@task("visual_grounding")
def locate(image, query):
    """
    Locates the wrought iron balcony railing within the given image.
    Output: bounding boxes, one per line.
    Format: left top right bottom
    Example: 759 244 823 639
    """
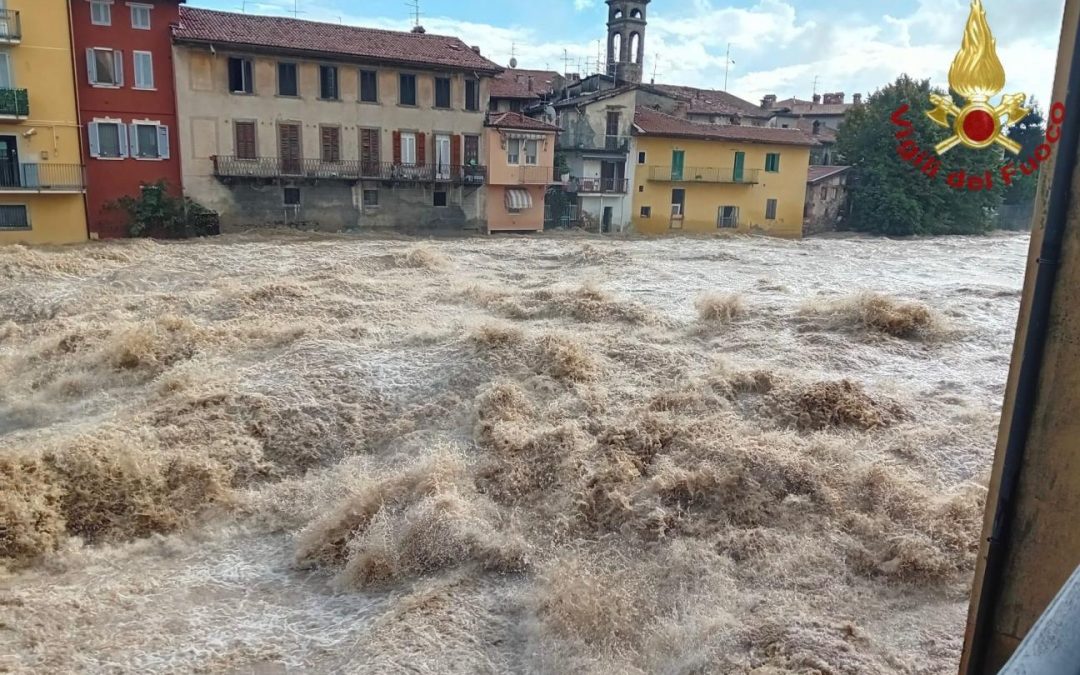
212 157 488 184
556 135 631 153
0 10 21 43
0 163 85 191
648 166 761 184
0 88 29 119
572 177 629 194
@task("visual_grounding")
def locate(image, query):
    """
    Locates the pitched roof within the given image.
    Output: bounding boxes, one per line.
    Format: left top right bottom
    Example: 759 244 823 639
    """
651 84 769 118
772 97 851 116
174 7 503 73
807 166 851 183
490 69 560 99
485 111 560 132
795 119 838 143
633 106 819 146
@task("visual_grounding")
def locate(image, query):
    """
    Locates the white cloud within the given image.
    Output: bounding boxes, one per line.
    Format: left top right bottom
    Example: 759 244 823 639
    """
573 0 594 11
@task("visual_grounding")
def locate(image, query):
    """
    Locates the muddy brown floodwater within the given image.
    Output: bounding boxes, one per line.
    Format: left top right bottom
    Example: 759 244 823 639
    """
0 231 1029 673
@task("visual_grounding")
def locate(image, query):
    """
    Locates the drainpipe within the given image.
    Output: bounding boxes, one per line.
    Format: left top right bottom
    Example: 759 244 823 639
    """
67 0 92 240
963 2 1080 671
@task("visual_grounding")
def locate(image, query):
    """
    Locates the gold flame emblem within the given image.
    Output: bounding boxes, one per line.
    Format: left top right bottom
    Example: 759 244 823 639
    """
926 0 1028 154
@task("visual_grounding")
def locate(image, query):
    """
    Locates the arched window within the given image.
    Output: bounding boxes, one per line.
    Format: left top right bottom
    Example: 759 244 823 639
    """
630 8 642 19
629 32 641 64
612 8 623 19
610 32 622 63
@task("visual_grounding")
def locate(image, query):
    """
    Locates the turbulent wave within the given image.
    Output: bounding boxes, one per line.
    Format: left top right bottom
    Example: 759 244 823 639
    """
0 232 1028 673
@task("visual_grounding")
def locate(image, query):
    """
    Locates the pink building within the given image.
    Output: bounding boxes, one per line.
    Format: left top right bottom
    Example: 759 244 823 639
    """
484 112 560 232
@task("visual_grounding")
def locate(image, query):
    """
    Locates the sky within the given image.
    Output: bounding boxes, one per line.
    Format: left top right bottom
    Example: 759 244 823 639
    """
188 0 1065 107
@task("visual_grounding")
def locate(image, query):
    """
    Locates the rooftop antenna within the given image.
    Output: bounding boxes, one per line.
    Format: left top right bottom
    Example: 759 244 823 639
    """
812 75 820 99
651 53 659 84
723 43 734 90
562 48 571 77
405 0 421 27
596 40 602 76
290 0 305 18
237 0 248 11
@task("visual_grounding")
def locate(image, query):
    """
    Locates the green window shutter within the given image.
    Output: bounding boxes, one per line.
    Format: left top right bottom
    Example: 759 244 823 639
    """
733 151 745 182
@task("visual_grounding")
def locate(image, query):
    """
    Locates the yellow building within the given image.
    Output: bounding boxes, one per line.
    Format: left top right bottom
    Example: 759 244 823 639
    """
0 0 87 245
630 106 816 238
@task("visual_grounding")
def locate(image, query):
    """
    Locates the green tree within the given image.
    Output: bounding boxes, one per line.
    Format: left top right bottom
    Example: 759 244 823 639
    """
836 75 1004 235
107 181 217 238
1003 102 1045 205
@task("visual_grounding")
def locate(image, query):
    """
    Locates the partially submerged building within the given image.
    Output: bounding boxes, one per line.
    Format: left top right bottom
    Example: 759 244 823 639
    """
171 7 502 232
484 111 560 232
803 165 851 235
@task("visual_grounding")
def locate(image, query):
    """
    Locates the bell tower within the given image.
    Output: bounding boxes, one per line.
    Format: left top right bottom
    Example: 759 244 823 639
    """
606 1 649 84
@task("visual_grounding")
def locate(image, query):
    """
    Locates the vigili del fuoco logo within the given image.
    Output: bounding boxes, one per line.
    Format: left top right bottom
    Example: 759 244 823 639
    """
890 0 1064 191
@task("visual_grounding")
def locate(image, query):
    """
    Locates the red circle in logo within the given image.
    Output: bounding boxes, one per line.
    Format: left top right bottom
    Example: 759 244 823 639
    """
962 109 997 143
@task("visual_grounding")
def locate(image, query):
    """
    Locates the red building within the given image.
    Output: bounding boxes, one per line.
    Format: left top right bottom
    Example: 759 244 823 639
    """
70 0 184 238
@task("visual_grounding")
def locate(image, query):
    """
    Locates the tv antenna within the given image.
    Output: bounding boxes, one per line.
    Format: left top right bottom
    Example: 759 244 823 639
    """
562 48 571 76
812 75 820 98
723 43 735 90
405 0 421 27
651 53 660 84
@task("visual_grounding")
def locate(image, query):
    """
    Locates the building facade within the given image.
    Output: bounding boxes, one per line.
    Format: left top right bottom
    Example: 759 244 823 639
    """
172 8 501 233
630 106 815 238
803 165 850 235
0 0 87 245
484 111 559 232
489 67 559 113
71 0 184 239
766 93 857 166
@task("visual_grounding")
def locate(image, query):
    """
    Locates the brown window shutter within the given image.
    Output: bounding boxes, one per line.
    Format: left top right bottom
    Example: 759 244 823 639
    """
321 127 340 161
451 134 461 167
361 128 380 164
392 130 401 164
416 132 426 166
235 121 256 159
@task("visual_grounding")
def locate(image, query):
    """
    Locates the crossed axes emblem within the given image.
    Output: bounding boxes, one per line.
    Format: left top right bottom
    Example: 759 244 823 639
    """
927 92 1028 155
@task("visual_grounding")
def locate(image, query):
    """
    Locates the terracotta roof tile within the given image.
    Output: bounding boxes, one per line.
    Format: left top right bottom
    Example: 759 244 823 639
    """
795 119 838 143
175 7 502 73
490 69 560 99
485 111 560 132
633 106 819 147
773 97 852 116
807 165 851 183
651 84 769 118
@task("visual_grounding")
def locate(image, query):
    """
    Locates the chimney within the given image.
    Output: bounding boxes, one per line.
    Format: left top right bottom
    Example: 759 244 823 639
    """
822 92 845 104
812 93 821 104
673 101 690 117
471 45 481 54
852 93 862 105
528 76 534 92
410 25 426 33
761 94 777 109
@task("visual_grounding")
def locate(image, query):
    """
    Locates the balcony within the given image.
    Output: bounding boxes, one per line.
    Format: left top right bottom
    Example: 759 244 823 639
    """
0 164 85 192
517 165 555 184
0 10 21 44
557 135 630 154
0 88 29 120
212 157 487 185
648 166 761 184
571 177 629 194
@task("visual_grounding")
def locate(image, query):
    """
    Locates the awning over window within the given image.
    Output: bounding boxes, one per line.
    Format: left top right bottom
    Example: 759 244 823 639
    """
504 132 547 141
505 189 533 210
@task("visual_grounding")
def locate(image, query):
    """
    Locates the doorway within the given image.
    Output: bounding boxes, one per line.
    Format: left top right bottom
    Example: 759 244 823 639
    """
435 134 451 180
671 149 685 181
278 123 302 175
0 135 19 187
670 188 685 229
602 206 613 233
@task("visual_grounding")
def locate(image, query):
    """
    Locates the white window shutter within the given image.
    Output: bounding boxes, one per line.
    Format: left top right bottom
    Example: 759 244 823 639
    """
128 124 139 158
88 122 100 158
86 49 97 84
114 50 124 86
157 125 170 160
118 123 129 157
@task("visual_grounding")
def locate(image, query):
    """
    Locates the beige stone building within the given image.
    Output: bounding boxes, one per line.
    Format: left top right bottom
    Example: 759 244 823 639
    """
803 165 850 235
172 8 502 232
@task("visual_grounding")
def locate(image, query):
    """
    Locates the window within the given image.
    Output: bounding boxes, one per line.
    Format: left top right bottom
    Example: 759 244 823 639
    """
0 205 29 230
640 206 651 218
434 190 448 207
718 205 739 228
130 3 151 30
401 132 417 164
0 51 12 89
87 48 123 87
638 151 646 164
766 198 778 220
464 135 479 166
524 140 538 165
320 126 341 162
820 186 828 200
228 57 253 94
363 189 379 207
131 122 169 159
278 62 298 97
283 187 301 206
507 139 520 165
434 77 451 108
234 121 257 159
90 0 111 26
765 153 781 172
133 51 153 89
88 120 126 159
399 74 417 106
319 65 339 100
465 78 479 111
360 70 378 102
360 128 380 170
